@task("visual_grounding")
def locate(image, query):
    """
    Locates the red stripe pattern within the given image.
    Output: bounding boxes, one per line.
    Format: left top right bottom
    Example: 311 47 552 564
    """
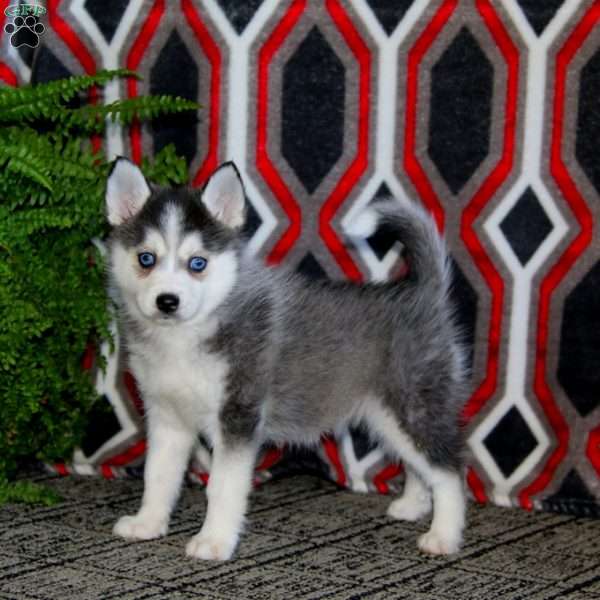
256 0 306 265
519 2 600 510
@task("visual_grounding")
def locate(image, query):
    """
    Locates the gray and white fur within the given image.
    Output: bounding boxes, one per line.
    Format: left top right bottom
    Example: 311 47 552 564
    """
105 158 468 561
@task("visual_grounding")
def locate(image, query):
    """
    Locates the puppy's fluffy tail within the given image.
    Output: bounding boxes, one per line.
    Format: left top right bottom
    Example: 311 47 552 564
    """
346 196 451 301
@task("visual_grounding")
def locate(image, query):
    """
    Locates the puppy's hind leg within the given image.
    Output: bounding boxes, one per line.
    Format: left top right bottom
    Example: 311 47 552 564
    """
416 468 465 555
387 467 432 522
366 405 466 555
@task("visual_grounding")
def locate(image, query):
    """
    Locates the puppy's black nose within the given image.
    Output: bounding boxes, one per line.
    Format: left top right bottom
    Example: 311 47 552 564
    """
156 293 179 314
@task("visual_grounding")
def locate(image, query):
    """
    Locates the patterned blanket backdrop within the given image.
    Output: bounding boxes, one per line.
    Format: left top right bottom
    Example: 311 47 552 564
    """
2 0 599 517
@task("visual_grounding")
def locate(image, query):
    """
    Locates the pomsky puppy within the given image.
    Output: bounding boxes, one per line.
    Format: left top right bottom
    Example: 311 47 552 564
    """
105 158 467 560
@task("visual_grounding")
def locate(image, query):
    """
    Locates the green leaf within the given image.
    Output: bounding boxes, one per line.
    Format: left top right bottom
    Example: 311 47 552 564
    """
0 145 53 191
0 479 61 505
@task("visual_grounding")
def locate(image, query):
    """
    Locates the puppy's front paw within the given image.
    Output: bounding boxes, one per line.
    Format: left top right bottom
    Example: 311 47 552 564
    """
417 529 461 556
113 514 167 541
185 532 237 561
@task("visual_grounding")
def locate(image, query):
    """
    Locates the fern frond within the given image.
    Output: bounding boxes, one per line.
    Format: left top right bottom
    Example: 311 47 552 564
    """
55 96 200 131
0 144 53 191
0 69 139 117
141 144 189 186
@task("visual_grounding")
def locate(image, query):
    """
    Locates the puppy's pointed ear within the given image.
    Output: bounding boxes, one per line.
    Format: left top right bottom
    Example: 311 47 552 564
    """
201 162 246 229
105 157 151 226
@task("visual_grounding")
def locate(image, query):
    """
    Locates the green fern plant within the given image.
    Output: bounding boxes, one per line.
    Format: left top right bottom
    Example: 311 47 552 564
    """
0 69 196 503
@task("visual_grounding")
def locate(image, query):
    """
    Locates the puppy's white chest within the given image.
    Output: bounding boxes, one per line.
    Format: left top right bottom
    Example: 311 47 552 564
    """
131 333 228 426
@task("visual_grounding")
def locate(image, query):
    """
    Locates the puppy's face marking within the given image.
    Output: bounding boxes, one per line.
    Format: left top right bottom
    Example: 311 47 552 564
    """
106 159 244 327
112 211 228 324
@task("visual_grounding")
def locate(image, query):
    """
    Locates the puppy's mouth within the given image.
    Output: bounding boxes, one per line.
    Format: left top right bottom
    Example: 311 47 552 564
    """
139 310 181 325
152 309 200 325
156 313 180 325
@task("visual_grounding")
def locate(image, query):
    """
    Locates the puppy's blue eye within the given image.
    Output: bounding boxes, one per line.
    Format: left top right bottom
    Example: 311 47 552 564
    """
138 252 156 268
188 256 208 273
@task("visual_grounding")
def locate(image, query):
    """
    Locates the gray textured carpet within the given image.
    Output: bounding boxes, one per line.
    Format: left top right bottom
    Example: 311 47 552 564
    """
1 472 599 600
